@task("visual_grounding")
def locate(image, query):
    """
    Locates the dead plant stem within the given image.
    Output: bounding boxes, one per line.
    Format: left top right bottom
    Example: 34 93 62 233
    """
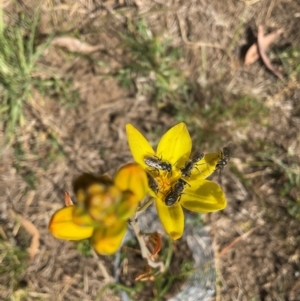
128 218 165 273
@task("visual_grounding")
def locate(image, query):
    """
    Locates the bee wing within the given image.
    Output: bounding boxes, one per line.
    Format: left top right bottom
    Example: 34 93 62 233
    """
223 142 237 158
191 150 205 161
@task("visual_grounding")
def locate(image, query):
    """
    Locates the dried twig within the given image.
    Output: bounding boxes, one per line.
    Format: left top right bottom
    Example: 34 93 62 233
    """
135 266 155 281
244 27 283 66
92 251 114 282
14 212 40 260
257 25 284 80
217 227 258 257
51 37 103 54
128 218 165 273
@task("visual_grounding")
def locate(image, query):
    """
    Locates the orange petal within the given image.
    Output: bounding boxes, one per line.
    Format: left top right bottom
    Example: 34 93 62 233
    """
91 222 127 255
114 163 148 201
49 206 94 240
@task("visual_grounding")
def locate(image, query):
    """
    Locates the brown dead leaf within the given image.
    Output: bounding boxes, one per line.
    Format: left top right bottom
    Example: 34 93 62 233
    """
64 191 74 206
244 27 284 66
18 215 40 260
257 25 284 80
244 43 260 66
51 37 103 54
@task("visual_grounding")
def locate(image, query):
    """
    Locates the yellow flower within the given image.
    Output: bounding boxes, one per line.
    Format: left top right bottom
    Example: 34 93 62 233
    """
126 123 227 240
48 163 147 255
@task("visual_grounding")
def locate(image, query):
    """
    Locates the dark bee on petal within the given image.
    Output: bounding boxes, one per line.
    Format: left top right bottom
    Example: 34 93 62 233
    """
146 173 159 194
181 151 205 178
144 156 172 173
164 178 188 207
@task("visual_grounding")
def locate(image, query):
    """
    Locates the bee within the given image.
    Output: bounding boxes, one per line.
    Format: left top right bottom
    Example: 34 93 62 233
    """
164 178 188 207
215 144 235 184
147 173 159 194
215 144 234 171
181 151 205 177
144 156 172 173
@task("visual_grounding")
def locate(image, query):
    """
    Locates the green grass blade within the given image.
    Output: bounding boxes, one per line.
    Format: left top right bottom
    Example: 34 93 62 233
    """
16 27 28 75
29 34 53 68
0 7 3 35
27 9 41 60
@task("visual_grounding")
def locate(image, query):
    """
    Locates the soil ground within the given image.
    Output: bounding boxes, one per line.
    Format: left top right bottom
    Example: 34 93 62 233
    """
1 0 300 301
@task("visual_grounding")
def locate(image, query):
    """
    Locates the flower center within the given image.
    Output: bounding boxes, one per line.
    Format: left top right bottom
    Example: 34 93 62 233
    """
156 173 171 195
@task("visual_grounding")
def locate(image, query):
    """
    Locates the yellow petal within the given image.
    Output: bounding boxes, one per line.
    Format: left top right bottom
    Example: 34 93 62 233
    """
91 222 127 255
126 124 155 167
114 163 148 200
49 206 94 240
87 186 122 221
114 191 139 221
195 153 220 179
156 123 192 166
155 198 184 240
181 180 226 212
72 205 98 227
